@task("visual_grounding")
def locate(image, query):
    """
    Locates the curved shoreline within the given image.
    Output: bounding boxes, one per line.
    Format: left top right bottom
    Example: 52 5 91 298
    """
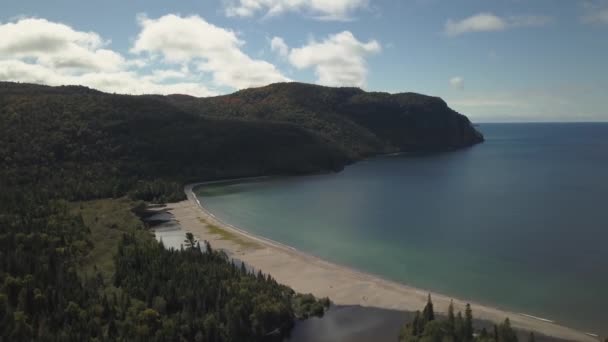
165 180 599 342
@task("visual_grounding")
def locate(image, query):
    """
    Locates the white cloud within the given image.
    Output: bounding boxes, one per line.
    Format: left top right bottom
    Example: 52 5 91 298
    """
0 59 215 97
132 14 289 89
288 31 380 87
270 36 289 57
224 0 368 21
0 17 216 96
0 18 124 72
444 13 552 36
449 76 464 90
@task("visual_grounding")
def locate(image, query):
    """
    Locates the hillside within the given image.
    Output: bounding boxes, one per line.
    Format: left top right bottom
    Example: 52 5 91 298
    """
0 81 482 200
166 82 484 158
0 82 348 201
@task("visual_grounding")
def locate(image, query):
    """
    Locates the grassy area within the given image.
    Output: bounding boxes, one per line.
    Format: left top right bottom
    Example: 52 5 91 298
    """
198 218 260 250
72 198 153 281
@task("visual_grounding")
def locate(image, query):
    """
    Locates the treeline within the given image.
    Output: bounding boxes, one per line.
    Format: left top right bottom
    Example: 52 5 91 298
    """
399 296 532 342
0 191 329 341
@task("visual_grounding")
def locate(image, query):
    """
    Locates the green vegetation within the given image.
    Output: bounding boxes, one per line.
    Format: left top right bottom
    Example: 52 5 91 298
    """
73 198 150 281
167 82 484 158
201 219 260 249
0 82 349 203
0 81 482 340
0 193 329 341
399 296 525 342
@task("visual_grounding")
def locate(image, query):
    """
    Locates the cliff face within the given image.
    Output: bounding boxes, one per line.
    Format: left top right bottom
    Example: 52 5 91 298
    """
166 82 484 158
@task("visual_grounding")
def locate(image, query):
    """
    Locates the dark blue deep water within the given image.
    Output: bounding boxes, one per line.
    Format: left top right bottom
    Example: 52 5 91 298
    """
196 123 608 335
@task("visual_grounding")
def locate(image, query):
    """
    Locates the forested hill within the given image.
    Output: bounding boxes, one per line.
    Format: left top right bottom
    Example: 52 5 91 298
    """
0 82 348 201
0 82 484 341
165 82 484 158
0 81 482 201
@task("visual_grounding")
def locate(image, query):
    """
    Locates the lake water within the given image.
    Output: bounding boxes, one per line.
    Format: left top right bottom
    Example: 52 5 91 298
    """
195 123 608 335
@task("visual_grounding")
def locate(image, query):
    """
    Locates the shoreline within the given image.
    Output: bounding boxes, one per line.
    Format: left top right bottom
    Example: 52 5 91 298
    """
163 180 599 342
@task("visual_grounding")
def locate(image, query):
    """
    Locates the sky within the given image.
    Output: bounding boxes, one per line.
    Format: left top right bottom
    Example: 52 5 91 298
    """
1 0 607 122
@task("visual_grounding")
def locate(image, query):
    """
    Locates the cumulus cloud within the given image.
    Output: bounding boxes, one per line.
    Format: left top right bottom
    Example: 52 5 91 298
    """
0 15 297 96
288 31 380 87
444 13 552 36
449 77 464 90
0 17 216 96
132 14 289 89
0 18 124 72
0 59 215 97
224 0 368 21
270 36 289 57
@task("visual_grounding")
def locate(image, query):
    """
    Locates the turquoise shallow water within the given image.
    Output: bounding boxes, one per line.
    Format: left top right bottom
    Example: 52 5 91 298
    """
195 123 608 335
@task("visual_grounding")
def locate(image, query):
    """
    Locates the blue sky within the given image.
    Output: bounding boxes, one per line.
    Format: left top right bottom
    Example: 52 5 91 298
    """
1 0 607 122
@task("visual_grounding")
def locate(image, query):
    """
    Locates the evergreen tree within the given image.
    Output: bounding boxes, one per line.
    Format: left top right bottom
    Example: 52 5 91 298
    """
455 311 465 342
464 303 473 341
447 300 456 336
479 327 489 339
422 294 435 323
498 318 518 342
184 232 198 250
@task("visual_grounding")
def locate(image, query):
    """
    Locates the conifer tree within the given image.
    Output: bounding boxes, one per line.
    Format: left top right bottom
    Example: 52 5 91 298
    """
184 232 197 250
447 300 456 336
455 311 465 341
464 303 473 341
498 318 518 342
411 311 420 336
422 294 435 323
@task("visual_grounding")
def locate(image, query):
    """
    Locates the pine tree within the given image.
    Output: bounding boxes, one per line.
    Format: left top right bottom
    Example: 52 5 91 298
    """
422 294 435 323
455 311 465 342
464 303 473 341
412 311 422 336
479 327 489 339
447 300 456 336
184 233 197 250
498 318 518 342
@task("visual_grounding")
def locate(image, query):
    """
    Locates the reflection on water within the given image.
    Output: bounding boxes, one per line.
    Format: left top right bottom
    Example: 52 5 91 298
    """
288 305 409 342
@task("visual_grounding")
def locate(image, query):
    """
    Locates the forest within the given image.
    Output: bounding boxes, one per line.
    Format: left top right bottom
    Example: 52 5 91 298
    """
0 81 490 341
0 190 329 341
400 296 530 342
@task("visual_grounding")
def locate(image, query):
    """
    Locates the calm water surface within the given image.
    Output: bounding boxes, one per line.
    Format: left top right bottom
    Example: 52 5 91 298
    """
195 123 608 335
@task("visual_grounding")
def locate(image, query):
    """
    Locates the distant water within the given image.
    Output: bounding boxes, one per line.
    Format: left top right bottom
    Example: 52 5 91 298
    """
195 123 608 335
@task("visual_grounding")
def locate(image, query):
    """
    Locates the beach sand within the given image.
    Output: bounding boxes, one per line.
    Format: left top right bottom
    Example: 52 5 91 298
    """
162 184 598 342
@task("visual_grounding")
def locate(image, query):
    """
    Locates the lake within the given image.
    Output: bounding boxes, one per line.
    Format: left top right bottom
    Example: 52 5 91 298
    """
195 123 608 335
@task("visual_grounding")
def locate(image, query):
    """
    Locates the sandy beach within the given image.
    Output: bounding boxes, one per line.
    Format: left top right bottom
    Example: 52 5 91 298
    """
162 183 598 342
